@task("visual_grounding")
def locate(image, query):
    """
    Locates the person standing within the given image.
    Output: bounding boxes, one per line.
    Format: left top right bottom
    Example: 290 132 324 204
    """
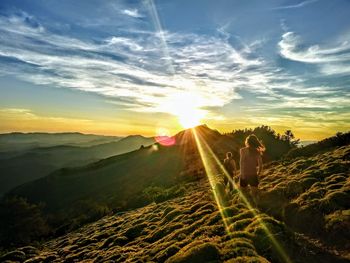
239 134 265 203
223 152 237 192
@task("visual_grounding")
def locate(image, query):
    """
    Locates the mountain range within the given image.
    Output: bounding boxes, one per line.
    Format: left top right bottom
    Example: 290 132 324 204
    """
6 125 235 212
0 132 122 152
0 133 155 196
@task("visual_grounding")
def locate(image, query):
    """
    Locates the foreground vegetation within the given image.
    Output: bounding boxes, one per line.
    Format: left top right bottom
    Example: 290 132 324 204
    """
1 144 349 262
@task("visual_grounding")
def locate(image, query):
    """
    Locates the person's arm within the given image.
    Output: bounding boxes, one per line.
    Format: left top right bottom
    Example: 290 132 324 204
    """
257 155 263 176
239 148 244 176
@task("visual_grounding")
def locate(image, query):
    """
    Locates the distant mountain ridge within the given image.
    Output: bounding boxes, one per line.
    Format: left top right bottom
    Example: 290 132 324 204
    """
0 132 123 152
0 133 155 196
300 140 317 146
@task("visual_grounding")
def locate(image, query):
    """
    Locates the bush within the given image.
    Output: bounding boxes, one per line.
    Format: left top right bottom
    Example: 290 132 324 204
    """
143 186 167 203
143 185 186 204
0 197 49 247
50 199 110 234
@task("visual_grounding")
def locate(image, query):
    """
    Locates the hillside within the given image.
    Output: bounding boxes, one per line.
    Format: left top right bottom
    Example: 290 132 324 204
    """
4 126 213 211
4 126 244 212
0 135 154 196
2 145 349 263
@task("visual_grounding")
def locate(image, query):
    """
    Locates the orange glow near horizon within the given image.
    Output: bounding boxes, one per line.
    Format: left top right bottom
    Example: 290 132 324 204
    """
0 107 345 140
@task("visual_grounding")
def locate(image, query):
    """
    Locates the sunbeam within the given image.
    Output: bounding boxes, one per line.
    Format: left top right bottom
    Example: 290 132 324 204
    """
192 128 232 234
144 0 175 75
192 127 293 263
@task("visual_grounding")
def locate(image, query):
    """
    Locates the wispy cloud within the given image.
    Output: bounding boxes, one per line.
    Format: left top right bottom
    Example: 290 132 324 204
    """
122 8 144 18
0 11 266 116
272 0 318 10
279 32 350 63
278 31 350 75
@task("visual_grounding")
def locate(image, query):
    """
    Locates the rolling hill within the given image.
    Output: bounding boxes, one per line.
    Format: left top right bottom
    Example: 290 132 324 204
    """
1 145 349 263
0 135 155 196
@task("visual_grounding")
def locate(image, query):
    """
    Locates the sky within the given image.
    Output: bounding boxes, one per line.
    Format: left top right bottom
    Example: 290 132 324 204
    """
0 0 349 140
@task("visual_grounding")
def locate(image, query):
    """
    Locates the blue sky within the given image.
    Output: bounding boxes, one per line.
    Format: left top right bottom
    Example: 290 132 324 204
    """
0 0 349 139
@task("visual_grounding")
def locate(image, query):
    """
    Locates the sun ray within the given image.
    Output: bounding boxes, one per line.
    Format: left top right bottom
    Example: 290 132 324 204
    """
192 128 293 263
192 128 231 233
144 0 175 75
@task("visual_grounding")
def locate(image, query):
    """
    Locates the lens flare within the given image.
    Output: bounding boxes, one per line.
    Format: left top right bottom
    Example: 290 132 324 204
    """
155 127 176 146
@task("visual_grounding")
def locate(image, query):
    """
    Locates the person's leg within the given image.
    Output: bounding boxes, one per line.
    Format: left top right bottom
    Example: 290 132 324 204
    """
239 177 249 197
223 175 229 193
250 175 260 205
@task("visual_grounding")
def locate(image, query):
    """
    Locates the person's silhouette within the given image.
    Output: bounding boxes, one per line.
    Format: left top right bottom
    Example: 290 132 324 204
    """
239 134 265 203
223 152 237 192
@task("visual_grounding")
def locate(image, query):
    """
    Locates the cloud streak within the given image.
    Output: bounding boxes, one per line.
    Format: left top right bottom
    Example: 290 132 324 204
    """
279 32 350 63
279 31 350 76
272 0 318 10
122 9 144 18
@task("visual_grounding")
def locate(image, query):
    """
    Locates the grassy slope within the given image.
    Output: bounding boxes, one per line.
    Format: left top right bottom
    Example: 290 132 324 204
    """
259 146 350 245
3 146 349 263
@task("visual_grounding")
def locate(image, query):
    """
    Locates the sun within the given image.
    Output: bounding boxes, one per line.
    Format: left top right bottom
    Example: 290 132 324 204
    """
179 115 200 129
166 92 205 129
177 108 202 128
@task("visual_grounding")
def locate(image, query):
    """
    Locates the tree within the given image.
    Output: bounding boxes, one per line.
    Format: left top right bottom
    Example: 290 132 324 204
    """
284 130 294 141
228 125 300 161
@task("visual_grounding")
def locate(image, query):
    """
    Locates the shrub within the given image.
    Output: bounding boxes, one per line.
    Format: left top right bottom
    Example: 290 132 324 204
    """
143 186 166 203
143 185 186 204
0 197 49 247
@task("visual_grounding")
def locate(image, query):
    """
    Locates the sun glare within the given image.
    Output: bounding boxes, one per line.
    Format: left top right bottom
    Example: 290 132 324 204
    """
166 92 205 129
178 112 201 129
